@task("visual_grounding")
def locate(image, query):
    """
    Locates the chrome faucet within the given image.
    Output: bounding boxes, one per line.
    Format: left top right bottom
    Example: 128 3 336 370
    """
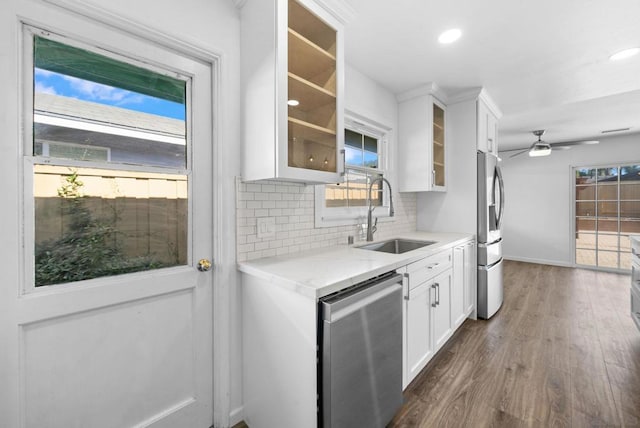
366 177 394 241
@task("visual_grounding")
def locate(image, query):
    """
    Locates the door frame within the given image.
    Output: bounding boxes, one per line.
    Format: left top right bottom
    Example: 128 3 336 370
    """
15 0 231 426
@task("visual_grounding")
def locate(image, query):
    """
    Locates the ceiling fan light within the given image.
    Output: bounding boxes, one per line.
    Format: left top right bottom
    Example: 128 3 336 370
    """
609 47 640 61
529 144 551 157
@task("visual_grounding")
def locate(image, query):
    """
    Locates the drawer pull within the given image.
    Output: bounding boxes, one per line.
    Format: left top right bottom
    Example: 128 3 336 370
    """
427 263 440 270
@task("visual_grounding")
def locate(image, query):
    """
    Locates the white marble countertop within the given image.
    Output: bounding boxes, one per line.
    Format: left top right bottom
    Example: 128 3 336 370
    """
238 231 474 299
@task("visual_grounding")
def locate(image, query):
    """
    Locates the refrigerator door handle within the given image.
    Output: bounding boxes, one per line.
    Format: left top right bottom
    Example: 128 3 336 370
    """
494 165 505 230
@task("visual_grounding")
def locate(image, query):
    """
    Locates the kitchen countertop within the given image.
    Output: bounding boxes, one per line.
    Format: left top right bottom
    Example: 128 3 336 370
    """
238 231 474 299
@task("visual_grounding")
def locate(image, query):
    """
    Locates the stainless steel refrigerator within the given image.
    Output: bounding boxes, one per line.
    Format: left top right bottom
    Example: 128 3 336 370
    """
477 151 504 319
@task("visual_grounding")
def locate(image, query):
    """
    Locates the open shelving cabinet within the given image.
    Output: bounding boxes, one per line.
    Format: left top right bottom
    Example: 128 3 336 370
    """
287 0 338 173
397 84 447 192
432 102 445 187
240 0 345 183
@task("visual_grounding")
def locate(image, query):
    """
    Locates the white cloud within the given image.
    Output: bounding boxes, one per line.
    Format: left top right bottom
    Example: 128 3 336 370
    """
34 82 57 95
62 74 144 105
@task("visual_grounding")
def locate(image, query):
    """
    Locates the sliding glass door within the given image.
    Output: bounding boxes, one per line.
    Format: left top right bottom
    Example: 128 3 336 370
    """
575 164 640 270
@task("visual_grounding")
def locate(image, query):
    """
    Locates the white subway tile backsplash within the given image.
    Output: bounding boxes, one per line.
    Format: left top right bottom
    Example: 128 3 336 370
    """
236 177 416 262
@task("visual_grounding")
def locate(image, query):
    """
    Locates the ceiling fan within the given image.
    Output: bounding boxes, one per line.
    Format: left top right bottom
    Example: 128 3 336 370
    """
506 130 599 158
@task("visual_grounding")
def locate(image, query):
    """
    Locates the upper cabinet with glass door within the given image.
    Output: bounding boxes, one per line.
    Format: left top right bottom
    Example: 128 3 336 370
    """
397 84 447 192
240 0 348 183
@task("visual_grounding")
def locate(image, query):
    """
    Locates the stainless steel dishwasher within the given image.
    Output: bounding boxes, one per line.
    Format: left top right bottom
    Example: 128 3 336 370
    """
318 271 403 428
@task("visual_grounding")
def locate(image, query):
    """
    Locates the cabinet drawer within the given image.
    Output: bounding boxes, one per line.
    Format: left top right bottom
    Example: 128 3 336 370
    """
406 249 452 289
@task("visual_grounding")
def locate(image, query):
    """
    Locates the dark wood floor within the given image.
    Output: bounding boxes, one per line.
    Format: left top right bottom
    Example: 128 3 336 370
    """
389 260 640 427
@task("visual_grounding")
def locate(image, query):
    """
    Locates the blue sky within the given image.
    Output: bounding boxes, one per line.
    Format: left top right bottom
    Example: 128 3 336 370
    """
35 68 185 120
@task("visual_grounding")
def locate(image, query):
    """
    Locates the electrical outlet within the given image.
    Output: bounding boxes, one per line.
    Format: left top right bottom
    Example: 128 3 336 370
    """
257 217 276 239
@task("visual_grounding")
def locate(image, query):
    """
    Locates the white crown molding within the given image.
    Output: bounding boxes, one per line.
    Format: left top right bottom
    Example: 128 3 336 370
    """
396 82 449 104
446 87 483 105
314 0 356 24
445 87 503 118
478 88 503 119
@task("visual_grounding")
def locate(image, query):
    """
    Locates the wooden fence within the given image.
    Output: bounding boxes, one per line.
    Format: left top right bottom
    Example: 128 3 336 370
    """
34 165 188 266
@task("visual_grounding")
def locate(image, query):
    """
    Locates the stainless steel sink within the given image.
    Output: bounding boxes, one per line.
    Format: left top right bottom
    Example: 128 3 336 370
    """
357 238 436 254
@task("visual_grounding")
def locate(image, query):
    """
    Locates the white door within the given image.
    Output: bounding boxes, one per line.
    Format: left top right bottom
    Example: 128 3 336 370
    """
3 20 214 428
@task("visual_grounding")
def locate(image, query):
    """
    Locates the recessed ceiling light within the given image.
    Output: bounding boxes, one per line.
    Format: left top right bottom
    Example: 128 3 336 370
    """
438 28 462 44
287 99 300 106
609 48 640 61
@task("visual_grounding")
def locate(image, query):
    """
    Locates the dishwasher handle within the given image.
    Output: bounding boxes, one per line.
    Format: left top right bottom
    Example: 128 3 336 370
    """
321 273 403 322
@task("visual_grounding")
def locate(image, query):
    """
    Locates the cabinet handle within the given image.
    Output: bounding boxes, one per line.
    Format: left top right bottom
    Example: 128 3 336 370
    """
432 170 436 184
403 273 410 300
435 282 440 306
428 263 440 270
340 149 346 176
431 284 437 307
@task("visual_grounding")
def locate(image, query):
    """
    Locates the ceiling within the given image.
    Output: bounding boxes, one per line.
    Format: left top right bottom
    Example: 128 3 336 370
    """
342 0 640 151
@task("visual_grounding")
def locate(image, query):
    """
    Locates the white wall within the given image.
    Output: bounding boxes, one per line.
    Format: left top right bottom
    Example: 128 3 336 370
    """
500 132 640 266
416 97 478 235
0 0 242 425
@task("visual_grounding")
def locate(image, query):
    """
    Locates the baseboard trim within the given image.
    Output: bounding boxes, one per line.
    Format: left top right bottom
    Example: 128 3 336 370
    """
503 256 574 268
229 406 244 427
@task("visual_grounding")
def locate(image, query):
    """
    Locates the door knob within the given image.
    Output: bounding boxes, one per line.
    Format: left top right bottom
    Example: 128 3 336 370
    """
197 259 212 272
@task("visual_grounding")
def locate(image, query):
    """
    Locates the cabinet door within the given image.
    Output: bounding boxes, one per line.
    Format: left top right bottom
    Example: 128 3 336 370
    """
487 112 498 154
397 91 447 192
432 270 452 351
477 100 488 153
404 281 434 386
286 0 342 180
432 100 446 190
463 242 476 315
477 99 498 155
451 246 466 328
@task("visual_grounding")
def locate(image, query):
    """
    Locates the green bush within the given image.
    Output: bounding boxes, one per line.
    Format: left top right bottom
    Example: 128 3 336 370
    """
35 171 163 286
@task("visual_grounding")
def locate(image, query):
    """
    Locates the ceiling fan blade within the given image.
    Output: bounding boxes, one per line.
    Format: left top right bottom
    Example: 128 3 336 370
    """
509 148 530 158
550 140 599 148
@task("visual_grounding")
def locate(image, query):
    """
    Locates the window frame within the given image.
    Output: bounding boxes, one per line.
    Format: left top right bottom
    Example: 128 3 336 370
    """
314 114 392 228
23 25 194 292
573 162 640 272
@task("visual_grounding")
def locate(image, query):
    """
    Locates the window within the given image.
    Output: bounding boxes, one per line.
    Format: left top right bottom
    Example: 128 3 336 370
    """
315 115 391 227
575 164 640 270
28 29 190 287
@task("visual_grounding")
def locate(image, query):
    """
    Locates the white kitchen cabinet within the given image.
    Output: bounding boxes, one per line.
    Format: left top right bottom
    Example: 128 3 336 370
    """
240 0 346 183
463 240 477 317
452 239 477 328
404 280 434 387
401 248 453 387
397 84 447 192
452 246 465 327
477 94 500 155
